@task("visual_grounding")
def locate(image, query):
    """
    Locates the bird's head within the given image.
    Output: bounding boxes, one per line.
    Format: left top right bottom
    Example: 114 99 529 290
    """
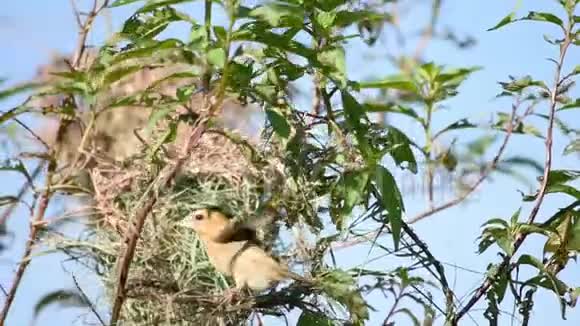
186 207 231 239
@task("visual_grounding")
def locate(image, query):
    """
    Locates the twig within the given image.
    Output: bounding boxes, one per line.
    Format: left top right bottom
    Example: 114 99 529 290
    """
383 287 403 325
412 3 438 62
408 102 527 224
13 118 50 149
0 163 43 227
0 1 108 324
452 18 572 324
71 0 109 68
69 0 83 29
335 102 524 251
71 274 106 326
0 159 56 325
402 223 456 316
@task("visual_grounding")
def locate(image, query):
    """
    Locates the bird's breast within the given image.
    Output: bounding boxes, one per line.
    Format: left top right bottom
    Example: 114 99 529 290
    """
204 240 247 276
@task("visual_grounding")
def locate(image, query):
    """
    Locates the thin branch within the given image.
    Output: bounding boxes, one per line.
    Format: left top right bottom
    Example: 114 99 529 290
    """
335 103 525 251
13 118 50 149
0 1 109 323
453 20 572 324
0 159 56 325
412 0 440 62
402 223 456 316
69 0 83 29
0 163 43 227
383 286 403 325
71 0 109 68
408 102 527 224
71 274 106 326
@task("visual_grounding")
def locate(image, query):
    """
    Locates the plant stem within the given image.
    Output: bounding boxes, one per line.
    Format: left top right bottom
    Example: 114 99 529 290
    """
453 17 572 324
0 160 55 325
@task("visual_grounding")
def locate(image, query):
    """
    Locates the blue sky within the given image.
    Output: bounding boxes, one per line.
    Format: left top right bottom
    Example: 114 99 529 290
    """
1 0 579 325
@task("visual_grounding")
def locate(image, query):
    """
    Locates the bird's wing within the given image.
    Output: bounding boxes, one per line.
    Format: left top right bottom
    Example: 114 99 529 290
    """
212 223 262 246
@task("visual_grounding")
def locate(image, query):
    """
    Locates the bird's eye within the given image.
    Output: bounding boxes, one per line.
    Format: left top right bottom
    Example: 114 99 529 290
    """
194 214 204 221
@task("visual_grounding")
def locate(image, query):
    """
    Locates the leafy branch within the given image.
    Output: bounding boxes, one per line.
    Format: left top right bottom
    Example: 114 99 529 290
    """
454 2 576 322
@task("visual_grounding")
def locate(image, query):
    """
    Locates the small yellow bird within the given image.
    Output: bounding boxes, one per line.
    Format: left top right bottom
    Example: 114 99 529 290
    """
186 208 310 292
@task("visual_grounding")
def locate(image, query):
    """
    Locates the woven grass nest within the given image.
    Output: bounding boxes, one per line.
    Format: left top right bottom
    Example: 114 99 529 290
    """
37 55 324 325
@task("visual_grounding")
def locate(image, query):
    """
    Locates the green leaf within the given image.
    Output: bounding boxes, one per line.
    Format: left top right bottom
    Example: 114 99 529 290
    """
468 134 498 156
417 62 440 81
569 214 580 251
232 24 315 59
524 170 580 201
522 270 569 319
33 290 89 320
121 6 194 41
500 156 544 174
317 47 347 88
136 0 196 13
517 224 552 237
362 102 421 122
316 0 345 12
330 170 370 229
435 66 482 86
495 267 509 303
518 254 545 270
315 10 337 29
374 165 404 250
522 11 564 28
487 12 516 31
0 81 41 101
559 98 580 111
189 23 208 49
493 112 543 138
546 184 580 200
100 64 142 87
478 218 513 254
510 207 522 225
481 218 510 228
434 118 477 138
297 311 334 326
386 127 418 173
0 105 30 125
109 0 144 7
249 2 305 27
358 75 417 93
111 39 184 65
0 196 18 207
213 25 227 44
341 91 372 159
265 107 291 139
207 47 227 69
564 139 580 155
335 10 391 28
547 170 580 185
544 208 580 253
320 269 369 322
498 76 548 93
